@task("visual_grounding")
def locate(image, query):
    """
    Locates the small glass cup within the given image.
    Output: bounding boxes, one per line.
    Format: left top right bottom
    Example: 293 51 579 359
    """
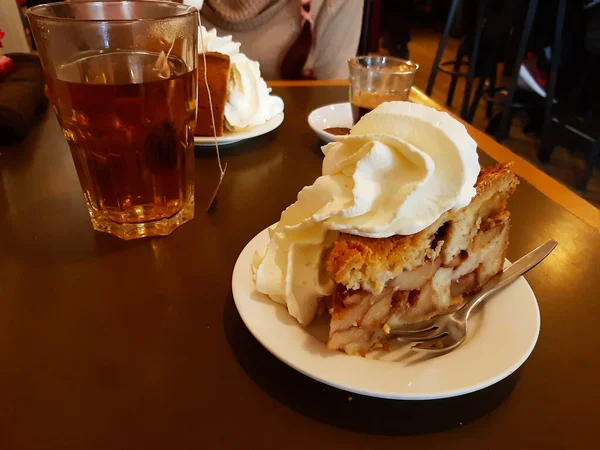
28 1 198 240
348 55 419 124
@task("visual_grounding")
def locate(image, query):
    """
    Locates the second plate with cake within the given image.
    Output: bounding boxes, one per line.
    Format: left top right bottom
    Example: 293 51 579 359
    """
194 27 285 147
194 109 284 147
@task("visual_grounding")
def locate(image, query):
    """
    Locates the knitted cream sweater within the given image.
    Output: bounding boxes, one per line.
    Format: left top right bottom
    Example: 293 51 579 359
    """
199 0 364 80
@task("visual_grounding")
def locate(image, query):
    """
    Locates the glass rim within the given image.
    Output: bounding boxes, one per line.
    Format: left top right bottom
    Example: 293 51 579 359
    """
348 55 419 74
28 1 197 24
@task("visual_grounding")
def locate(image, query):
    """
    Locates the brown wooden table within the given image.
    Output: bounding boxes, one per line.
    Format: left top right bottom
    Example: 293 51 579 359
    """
1 82 598 449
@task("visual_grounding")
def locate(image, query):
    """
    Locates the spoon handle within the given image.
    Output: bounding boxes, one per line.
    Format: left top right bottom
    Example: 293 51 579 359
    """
459 240 558 320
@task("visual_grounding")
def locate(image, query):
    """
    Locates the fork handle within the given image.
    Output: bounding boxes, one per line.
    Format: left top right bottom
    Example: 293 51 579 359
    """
458 240 558 321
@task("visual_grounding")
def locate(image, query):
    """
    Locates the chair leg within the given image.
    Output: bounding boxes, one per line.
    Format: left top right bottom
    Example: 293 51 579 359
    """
538 136 555 164
358 0 372 55
486 63 497 118
426 0 461 96
447 48 463 107
466 75 485 122
578 139 600 191
496 0 539 142
461 0 488 120
539 0 566 164
466 50 495 123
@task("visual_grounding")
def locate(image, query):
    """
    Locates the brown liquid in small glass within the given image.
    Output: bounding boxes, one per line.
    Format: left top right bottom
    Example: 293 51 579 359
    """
351 92 409 123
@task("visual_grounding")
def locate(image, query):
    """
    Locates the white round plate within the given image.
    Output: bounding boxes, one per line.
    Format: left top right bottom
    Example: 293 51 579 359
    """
232 227 541 400
308 102 353 143
194 110 284 147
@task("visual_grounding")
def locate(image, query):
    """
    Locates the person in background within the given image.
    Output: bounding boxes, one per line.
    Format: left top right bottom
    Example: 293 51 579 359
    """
517 0 600 118
193 0 364 80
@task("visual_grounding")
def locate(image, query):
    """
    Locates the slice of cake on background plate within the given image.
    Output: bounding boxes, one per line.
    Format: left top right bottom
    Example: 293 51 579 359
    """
197 51 230 136
196 27 283 137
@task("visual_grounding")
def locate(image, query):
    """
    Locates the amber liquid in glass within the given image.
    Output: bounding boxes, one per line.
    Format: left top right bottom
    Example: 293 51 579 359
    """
351 91 411 123
47 51 197 236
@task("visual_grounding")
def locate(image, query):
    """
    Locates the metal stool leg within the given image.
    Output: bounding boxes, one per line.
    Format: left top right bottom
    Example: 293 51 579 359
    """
466 50 495 123
495 0 539 142
358 0 373 55
578 137 600 191
447 46 463 107
486 63 497 118
539 0 566 164
460 0 488 119
426 0 461 96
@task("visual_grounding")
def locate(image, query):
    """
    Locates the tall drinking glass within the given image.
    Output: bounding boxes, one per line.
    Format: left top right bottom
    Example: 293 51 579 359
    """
349 56 418 124
28 1 198 240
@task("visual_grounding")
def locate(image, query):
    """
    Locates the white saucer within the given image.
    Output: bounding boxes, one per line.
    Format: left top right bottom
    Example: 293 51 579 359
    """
194 110 284 147
232 227 541 400
307 102 353 143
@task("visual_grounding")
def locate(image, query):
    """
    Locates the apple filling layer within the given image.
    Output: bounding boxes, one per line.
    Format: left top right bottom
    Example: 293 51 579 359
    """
328 217 509 356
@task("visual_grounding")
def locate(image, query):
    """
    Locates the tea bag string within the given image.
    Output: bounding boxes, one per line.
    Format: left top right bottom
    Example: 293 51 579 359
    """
197 10 227 211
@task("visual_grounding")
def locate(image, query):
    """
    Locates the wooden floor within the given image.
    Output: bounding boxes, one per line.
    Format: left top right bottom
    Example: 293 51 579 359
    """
405 28 600 208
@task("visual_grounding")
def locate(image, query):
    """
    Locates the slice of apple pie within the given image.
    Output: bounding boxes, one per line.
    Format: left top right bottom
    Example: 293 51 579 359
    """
326 163 518 356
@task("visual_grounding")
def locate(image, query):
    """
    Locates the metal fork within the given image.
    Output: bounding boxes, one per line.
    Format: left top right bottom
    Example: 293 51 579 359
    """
390 240 557 353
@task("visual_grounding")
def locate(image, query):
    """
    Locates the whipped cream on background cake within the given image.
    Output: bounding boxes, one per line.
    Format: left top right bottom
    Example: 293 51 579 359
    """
254 101 480 325
198 26 284 131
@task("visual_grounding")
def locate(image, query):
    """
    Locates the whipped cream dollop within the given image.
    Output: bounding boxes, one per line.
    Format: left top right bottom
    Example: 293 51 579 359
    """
198 26 240 56
254 101 479 326
198 26 284 131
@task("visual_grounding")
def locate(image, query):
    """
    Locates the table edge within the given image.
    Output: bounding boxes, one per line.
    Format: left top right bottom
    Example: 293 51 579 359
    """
266 81 600 229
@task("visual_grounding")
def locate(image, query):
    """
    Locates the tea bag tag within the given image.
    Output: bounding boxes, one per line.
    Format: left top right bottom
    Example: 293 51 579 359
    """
153 50 171 79
197 11 227 211
153 40 175 79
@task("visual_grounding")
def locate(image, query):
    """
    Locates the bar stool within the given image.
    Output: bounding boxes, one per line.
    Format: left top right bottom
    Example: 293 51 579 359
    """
461 0 539 131
492 0 541 142
491 0 596 191
538 0 599 191
538 0 566 161
425 0 493 120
